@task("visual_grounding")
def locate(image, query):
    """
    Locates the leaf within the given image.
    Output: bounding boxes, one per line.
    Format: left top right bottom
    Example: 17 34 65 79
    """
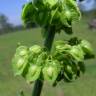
59 11 71 27
55 43 71 53
60 0 81 26
12 46 29 76
36 52 47 66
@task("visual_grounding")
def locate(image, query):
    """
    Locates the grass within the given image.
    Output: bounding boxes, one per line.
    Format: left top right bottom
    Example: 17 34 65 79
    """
0 18 96 96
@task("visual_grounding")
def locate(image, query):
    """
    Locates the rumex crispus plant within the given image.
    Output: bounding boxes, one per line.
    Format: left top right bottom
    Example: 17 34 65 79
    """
12 0 94 96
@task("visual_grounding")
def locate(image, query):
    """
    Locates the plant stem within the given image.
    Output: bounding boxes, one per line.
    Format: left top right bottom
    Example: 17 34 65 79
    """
32 26 56 96
44 26 56 52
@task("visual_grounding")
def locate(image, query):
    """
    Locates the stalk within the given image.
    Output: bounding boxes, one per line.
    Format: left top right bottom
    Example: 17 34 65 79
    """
32 26 56 96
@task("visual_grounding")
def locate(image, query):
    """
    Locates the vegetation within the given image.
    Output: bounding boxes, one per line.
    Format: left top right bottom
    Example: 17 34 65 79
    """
0 0 95 96
11 0 94 96
0 17 96 96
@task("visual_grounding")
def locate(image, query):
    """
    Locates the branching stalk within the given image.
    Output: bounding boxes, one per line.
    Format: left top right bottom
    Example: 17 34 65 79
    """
32 26 56 96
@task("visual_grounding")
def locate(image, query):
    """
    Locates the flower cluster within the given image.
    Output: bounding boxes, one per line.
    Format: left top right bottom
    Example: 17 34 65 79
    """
22 0 80 34
12 38 94 86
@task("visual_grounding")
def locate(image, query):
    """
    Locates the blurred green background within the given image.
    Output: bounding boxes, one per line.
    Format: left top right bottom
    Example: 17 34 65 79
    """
0 15 96 96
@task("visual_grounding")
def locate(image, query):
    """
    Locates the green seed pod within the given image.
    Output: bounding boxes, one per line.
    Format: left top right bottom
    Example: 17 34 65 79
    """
42 0 58 8
54 41 71 61
43 66 58 83
36 52 47 66
43 59 60 83
29 45 42 55
26 64 42 83
15 46 29 57
22 2 37 26
62 57 78 82
12 55 28 76
63 71 73 82
56 44 71 52
66 65 73 73
29 45 42 61
55 41 71 53
66 0 81 20
80 40 93 55
69 45 84 61
59 0 81 28
63 64 76 82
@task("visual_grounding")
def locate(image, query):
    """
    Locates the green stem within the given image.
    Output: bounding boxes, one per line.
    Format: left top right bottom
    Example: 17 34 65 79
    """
32 26 56 96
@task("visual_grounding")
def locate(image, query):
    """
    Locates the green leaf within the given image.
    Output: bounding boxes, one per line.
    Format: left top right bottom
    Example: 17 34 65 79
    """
29 45 42 62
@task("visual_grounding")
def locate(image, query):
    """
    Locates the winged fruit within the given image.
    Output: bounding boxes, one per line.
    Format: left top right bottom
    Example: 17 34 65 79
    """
12 46 29 76
25 64 42 83
43 59 60 83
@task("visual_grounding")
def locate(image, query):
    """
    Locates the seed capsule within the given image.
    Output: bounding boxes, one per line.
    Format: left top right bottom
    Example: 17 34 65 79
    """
12 56 28 76
43 59 60 83
15 46 28 57
69 45 84 61
29 45 42 54
26 64 42 83
80 40 93 55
